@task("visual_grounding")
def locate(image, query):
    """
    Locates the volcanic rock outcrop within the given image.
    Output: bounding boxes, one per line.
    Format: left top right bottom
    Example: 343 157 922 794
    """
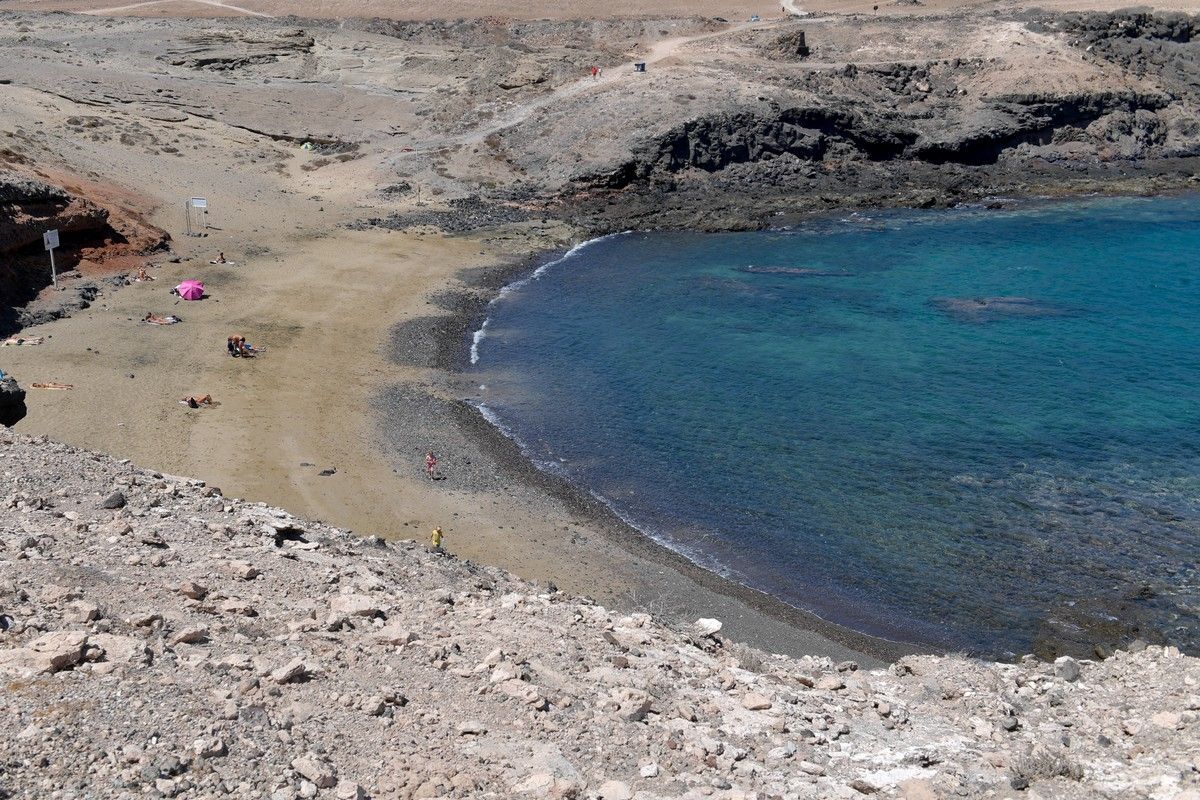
0 170 169 333
0 376 26 426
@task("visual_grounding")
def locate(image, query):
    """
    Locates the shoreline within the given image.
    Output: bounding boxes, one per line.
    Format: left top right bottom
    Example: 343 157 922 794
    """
374 227 917 665
6 179 1195 668
426 188 1200 665
412 228 931 663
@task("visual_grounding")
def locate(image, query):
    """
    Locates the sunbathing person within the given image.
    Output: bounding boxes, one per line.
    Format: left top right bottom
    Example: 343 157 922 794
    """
179 394 213 408
134 267 155 282
143 313 180 325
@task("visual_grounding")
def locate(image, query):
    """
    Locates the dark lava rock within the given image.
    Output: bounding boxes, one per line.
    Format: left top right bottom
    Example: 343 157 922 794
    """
318 468 337 476
0 376 27 427
101 491 127 510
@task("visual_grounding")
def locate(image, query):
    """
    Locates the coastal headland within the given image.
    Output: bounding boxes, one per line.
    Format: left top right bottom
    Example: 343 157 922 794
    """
1 0 1200 794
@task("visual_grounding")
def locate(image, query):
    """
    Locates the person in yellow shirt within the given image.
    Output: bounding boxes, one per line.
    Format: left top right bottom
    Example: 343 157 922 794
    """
430 526 444 551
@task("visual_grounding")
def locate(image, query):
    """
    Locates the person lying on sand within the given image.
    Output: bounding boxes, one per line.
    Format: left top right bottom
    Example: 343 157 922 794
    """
143 313 181 325
133 267 155 282
31 382 72 390
179 394 213 408
2 336 44 347
209 252 235 265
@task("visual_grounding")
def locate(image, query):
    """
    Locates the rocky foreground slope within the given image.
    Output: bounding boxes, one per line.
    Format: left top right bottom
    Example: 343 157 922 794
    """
1 431 1198 799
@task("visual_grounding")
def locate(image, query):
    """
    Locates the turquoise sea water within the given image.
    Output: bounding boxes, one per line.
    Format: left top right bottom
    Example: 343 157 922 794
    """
470 195 1200 657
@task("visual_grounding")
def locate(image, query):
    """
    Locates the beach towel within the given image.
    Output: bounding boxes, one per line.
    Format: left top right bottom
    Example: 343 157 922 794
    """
208 260 236 265
143 316 181 325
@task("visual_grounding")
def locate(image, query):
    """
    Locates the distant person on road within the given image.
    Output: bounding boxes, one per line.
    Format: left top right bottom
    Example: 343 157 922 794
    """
431 526 444 551
425 451 438 481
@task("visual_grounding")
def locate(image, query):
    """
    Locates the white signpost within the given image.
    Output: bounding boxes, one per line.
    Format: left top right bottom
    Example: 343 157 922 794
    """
43 229 60 288
184 197 209 237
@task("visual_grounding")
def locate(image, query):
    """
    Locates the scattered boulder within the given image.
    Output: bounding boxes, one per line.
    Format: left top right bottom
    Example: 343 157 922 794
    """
0 377 28 426
0 631 88 676
271 656 311 684
291 755 337 789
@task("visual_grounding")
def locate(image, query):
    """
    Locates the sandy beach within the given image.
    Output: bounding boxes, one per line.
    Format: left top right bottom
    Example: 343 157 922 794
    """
3 193 902 663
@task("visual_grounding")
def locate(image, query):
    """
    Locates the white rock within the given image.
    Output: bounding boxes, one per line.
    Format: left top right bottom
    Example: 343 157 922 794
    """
192 736 227 758
0 631 88 676
336 782 367 800
291 755 337 789
271 657 310 684
597 780 632 800
694 618 723 637
372 622 417 645
169 625 209 646
742 692 773 710
229 560 259 580
330 594 381 617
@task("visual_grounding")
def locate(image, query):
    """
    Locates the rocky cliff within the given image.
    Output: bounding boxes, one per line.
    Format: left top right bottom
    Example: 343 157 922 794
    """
0 170 170 333
1 431 1197 799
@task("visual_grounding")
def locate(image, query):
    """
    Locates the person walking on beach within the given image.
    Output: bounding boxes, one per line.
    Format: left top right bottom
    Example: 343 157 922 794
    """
425 451 438 481
430 526 444 551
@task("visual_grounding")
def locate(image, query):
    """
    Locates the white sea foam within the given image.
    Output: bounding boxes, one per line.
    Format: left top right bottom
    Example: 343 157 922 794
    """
468 231 630 365
473 400 736 575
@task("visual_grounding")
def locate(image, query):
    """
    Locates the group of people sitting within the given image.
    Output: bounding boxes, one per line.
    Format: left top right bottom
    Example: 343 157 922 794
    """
227 335 261 358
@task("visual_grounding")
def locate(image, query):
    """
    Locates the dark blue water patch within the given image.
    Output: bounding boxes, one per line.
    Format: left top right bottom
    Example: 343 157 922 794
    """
469 195 1200 658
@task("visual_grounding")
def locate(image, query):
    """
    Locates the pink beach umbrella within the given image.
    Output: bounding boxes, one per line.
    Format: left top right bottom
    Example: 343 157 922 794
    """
175 280 205 301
